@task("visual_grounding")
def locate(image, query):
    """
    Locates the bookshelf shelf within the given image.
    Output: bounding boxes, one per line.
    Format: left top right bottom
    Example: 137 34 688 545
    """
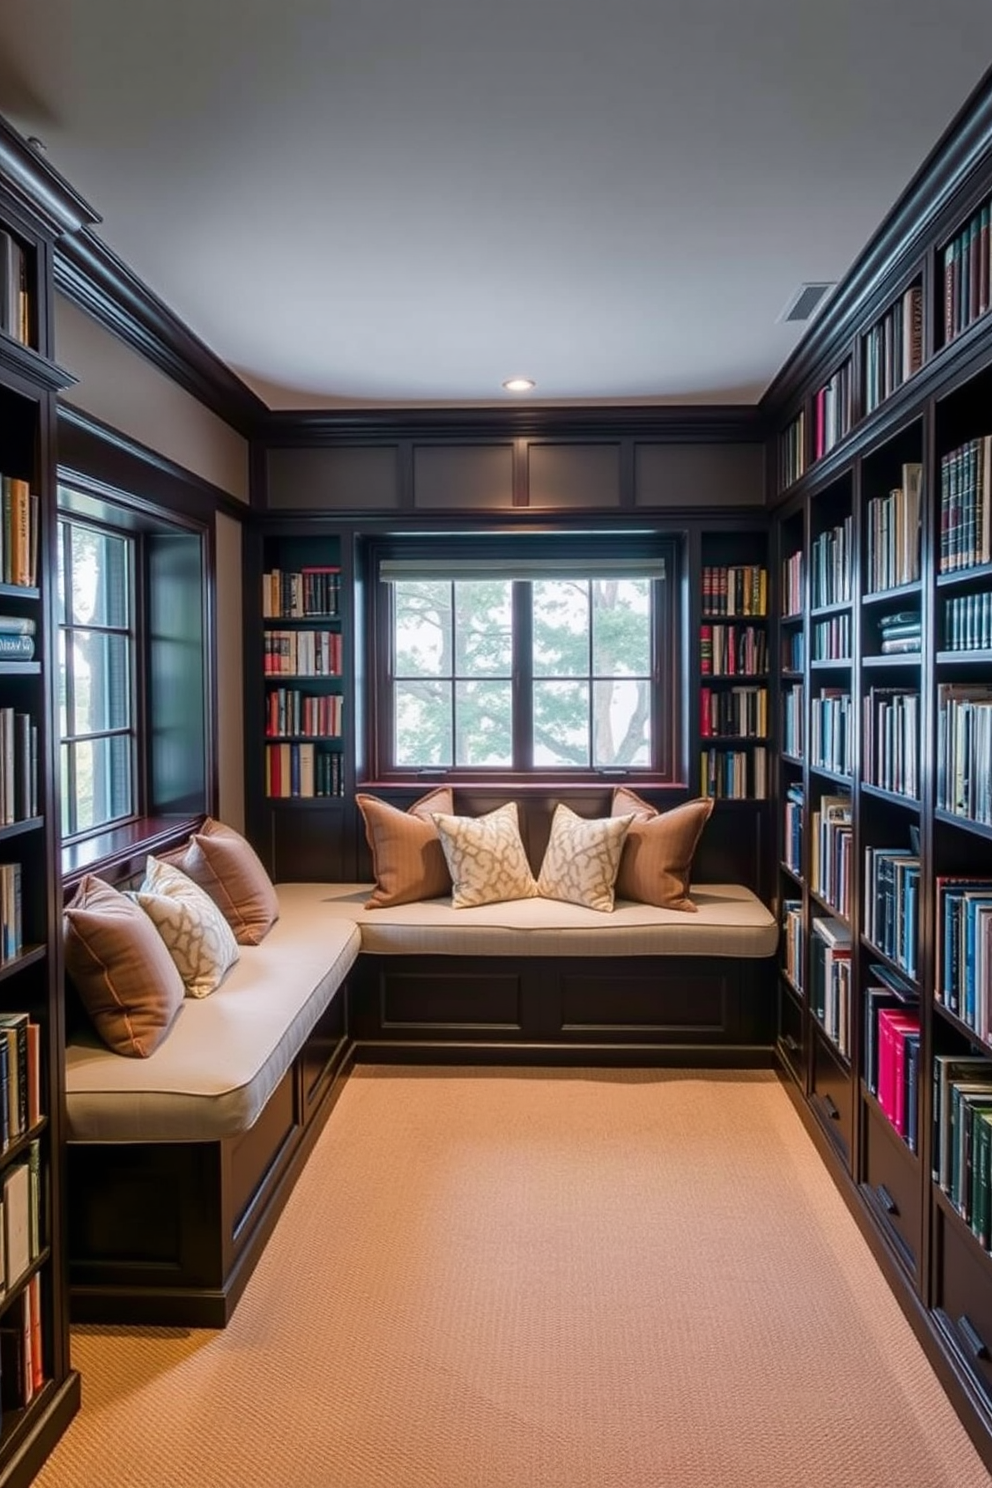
933 997 992 1054
810 601 852 620
860 782 921 811
862 580 923 606
809 765 853 787
0 585 38 602
936 649 992 664
0 662 39 677
934 808 992 842
0 816 42 841
862 653 922 669
936 561 992 590
0 945 45 984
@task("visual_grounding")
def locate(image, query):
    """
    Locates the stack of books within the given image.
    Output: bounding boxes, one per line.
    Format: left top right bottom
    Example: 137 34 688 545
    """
876 610 921 655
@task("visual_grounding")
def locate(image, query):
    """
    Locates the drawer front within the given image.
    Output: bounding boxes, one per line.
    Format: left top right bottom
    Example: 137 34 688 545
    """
861 1097 922 1277
777 979 806 1088
933 1203 992 1405
811 1028 853 1168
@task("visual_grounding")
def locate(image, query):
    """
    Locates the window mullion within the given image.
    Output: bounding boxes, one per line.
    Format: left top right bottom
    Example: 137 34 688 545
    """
513 581 533 770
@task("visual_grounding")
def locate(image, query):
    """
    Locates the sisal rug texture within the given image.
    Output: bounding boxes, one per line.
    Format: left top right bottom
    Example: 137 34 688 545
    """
39 1067 992 1488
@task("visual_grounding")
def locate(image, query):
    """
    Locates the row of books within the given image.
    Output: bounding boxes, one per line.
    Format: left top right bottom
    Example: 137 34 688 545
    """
782 550 804 618
264 690 343 740
937 878 992 1038
863 687 919 798
876 609 921 655
0 708 37 823
932 1057 992 1248
782 683 804 759
864 283 924 415
783 784 804 875
782 631 804 672
0 1014 40 1150
0 865 21 966
0 1275 43 1417
939 436 991 572
700 565 767 617
700 745 767 799
265 744 344 799
782 901 804 991
812 613 850 662
864 846 920 979
864 965 918 1147
698 623 767 676
812 360 854 462
809 916 852 1057
0 478 37 590
864 462 922 593
698 686 767 739
944 590 992 652
811 516 853 608
0 230 29 348
937 683 992 826
810 689 853 776
810 793 851 917
779 411 806 492
0 1144 42 1297
262 566 341 619
263 630 342 677
942 198 992 346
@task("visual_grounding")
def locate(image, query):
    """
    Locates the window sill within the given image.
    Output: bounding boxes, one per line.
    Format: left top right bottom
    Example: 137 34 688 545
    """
62 814 205 888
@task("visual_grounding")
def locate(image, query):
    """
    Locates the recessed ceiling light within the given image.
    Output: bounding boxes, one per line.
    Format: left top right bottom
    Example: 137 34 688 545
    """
502 377 535 393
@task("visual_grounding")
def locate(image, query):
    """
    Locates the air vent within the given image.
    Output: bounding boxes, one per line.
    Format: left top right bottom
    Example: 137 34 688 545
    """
779 282 836 324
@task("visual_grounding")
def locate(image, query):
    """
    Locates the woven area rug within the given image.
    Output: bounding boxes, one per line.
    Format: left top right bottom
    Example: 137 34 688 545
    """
38 1067 992 1487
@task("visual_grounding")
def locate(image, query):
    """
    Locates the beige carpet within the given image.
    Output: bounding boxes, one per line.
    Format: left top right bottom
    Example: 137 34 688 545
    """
38 1067 992 1488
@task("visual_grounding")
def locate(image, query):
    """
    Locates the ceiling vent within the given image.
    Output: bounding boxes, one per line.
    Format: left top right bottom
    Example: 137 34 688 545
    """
778 282 836 324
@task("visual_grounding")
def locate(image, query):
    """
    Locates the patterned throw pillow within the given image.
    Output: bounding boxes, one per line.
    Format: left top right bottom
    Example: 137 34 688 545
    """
537 804 636 912
356 787 454 908
131 856 240 998
612 789 714 912
431 801 538 909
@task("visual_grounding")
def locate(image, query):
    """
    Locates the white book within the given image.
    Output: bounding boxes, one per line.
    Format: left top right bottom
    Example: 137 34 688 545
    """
3 1162 30 1287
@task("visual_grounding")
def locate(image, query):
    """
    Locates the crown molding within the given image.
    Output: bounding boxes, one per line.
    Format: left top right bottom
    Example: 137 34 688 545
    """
762 63 992 420
0 116 98 239
260 403 766 446
54 228 267 437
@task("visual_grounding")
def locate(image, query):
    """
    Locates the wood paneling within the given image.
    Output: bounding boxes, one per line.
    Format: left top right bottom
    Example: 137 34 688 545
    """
527 443 621 508
266 446 400 509
413 443 514 508
635 442 765 507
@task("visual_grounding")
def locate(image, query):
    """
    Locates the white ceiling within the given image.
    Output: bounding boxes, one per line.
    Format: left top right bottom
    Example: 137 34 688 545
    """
1 1 991 411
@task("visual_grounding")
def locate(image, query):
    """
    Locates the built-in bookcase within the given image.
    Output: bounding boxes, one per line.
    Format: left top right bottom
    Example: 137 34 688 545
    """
698 531 768 801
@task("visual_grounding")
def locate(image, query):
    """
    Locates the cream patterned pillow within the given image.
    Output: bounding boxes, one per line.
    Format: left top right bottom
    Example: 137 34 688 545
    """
537 804 635 912
431 802 538 909
131 856 240 998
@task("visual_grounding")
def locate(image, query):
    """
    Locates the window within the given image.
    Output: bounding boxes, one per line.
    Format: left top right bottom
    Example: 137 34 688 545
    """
57 517 136 838
374 537 677 778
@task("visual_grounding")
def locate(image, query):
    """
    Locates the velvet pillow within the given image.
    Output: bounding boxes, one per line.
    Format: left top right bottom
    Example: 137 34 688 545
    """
63 874 186 1057
171 819 279 946
356 787 454 909
431 801 538 909
537 804 636 912
131 856 240 998
612 789 714 912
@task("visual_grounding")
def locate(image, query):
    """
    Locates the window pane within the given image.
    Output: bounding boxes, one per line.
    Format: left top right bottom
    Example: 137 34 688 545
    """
395 680 451 766
592 579 651 676
532 580 589 677
394 582 451 677
455 681 512 766
60 743 70 837
454 581 512 676
70 735 132 833
593 678 651 766
70 631 130 734
57 629 68 737
57 521 67 625
533 680 590 766
70 525 129 628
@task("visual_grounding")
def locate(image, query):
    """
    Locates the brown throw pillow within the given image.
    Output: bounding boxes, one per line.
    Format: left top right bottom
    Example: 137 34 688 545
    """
612 789 714 912
172 819 279 946
63 874 185 1057
357 787 454 908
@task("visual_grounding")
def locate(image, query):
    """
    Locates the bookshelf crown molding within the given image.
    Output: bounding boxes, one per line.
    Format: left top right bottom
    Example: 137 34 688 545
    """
0 115 98 239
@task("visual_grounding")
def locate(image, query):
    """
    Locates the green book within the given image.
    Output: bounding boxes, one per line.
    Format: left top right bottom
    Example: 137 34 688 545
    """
972 1109 992 1249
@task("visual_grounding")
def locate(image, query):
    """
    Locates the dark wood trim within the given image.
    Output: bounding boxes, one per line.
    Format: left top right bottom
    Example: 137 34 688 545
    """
762 64 992 420
354 1042 776 1069
54 230 266 437
261 404 766 447
57 403 250 524
0 118 98 239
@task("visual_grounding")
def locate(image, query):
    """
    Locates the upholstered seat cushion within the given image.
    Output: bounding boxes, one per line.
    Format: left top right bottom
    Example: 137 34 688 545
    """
65 883 361 1143
297 881 777 959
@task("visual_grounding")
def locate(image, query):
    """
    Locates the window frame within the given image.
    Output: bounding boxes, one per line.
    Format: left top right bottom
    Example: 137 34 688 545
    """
367 530 682 785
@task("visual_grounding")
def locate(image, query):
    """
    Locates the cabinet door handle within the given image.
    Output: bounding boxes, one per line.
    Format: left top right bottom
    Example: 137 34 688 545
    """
957 1314 990 1362
875 1184 898 1217
823 1094 840 1120
783 1034 800 1053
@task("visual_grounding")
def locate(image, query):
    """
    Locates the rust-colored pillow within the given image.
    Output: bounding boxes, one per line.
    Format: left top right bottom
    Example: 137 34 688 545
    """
612 789 714 912
357 787 454 908
173 819 279 946
63 874 185 1057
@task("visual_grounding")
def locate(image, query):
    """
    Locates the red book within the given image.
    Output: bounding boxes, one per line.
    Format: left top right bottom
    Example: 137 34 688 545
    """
700 688 711 738
877 1009 920 1135
700 624 712 675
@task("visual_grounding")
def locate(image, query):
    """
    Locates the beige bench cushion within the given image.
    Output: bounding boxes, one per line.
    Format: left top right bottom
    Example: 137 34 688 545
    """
302 881 777 959
65 884 361 1143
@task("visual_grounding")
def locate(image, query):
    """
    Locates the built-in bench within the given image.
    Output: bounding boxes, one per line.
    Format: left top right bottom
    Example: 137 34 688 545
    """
65 795 777 1326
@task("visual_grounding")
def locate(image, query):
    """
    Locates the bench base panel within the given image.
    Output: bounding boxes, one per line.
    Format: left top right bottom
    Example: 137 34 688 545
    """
68 995 353 1328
